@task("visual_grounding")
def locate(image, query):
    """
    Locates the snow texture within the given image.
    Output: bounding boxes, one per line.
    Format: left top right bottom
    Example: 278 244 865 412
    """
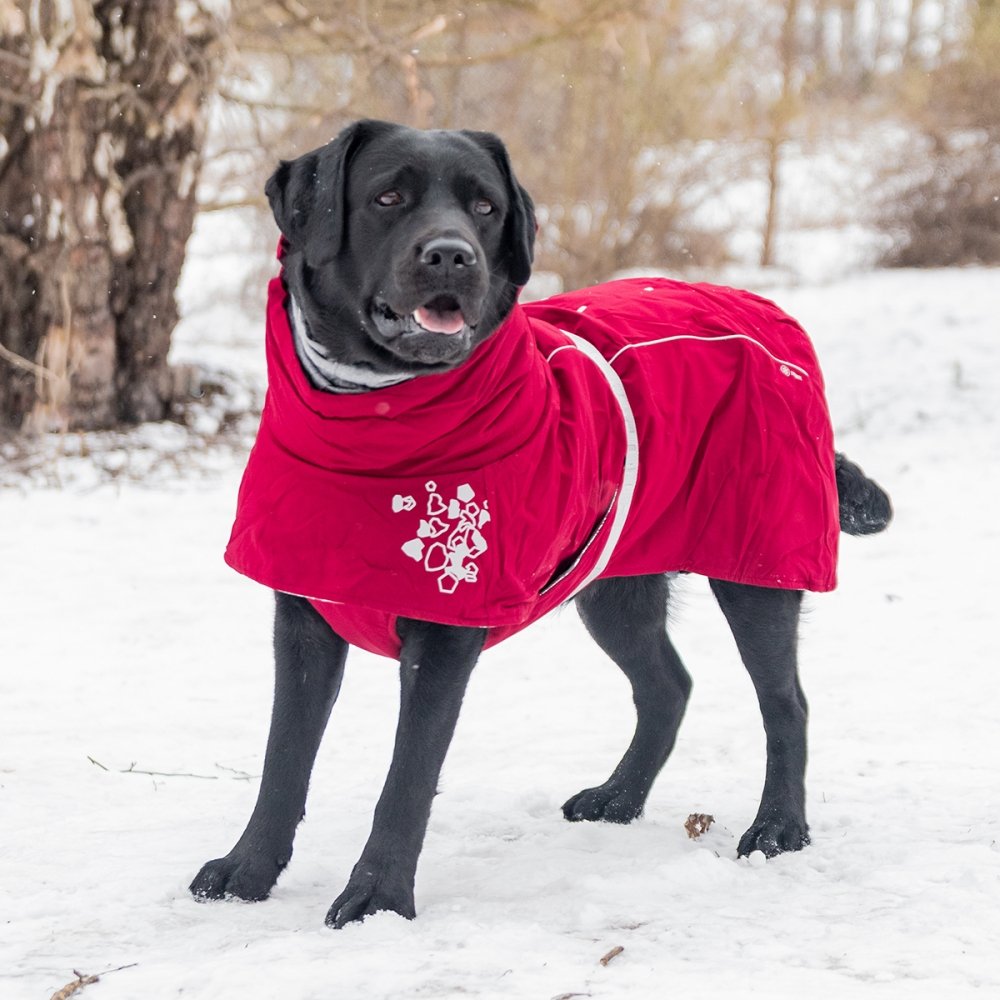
2 223 999 997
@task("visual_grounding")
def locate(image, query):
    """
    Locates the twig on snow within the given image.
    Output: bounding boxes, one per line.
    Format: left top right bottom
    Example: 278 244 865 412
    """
214 762 257 780
87 756 260 780
87 756 218 780
599 945 624 966
49 971 98 1000
50 964 137 1000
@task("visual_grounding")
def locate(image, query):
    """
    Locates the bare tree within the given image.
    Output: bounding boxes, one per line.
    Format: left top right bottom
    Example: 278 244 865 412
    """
0 1 224 432
903 0 927 64
877 0 1000 265
761 0 800 267
211 1 741 289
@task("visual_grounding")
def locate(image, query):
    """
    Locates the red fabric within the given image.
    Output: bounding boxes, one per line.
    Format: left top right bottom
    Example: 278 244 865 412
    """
225 274 838 659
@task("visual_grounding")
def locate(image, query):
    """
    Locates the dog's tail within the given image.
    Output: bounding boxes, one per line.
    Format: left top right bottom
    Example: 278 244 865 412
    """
835 453 893 536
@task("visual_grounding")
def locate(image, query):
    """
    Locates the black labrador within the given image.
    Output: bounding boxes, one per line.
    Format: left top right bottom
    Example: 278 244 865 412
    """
190 120 891 928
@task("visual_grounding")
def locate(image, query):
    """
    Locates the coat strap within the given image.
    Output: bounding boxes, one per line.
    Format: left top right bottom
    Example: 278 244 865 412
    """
559 331 640 596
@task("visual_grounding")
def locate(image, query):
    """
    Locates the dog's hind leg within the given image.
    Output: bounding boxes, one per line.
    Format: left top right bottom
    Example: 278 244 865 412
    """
709 579 809 857
563 574 692 823
190 592 348 902
326 620 485 928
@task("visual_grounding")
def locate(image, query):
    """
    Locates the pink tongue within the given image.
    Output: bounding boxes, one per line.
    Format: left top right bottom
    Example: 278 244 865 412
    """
413 305 465 335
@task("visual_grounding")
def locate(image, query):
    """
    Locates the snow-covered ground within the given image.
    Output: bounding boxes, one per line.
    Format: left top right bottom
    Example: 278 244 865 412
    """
2 231 999 997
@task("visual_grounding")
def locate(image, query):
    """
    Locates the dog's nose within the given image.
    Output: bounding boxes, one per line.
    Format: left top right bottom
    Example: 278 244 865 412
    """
419 237 477 269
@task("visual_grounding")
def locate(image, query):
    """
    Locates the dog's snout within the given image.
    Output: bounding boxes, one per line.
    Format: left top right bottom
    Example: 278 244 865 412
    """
419 237 478 269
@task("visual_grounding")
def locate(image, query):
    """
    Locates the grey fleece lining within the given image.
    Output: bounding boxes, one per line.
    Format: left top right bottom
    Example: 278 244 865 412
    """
288 293 414 393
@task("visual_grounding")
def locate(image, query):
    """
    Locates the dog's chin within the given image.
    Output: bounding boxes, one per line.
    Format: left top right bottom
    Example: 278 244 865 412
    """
369 296 477 368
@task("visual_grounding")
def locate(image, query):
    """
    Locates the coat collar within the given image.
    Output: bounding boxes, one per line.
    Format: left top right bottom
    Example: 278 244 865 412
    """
263 273 555 478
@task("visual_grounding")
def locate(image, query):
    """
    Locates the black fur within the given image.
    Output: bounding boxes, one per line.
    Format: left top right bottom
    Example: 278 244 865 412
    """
190 120 892 926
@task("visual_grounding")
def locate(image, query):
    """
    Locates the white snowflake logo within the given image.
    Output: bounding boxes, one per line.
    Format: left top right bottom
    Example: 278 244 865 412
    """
392 481 491 594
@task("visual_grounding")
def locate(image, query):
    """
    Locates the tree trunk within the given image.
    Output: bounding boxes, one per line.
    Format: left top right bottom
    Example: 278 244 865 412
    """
839 0 861 88
810 0 831 85
0 0 223 432
761 0 799 268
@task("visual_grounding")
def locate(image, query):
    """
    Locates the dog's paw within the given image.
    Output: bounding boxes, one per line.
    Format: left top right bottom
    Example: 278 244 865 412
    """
189 853 285 902
325 866 416 929
562 782 644 824
737 817 810 858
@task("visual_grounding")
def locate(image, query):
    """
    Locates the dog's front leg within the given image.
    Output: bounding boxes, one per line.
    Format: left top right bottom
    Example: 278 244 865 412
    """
326 620 485 928
190 593 348 902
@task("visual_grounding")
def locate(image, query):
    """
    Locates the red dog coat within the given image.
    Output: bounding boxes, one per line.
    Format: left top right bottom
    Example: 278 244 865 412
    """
225 272 838 658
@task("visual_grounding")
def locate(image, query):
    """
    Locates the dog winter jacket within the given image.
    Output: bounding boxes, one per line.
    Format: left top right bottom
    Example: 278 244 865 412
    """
225 273 839 659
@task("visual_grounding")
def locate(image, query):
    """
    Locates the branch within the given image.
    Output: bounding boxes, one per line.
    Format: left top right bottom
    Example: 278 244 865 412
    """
50 964 138 1000
75 81 157 120
50 972 98 1000
197 196 265 213
0 49 31 70
213 763 256 780
121 162 178 196
216 87 330 114
0 342 57 381
87 756 218 780
0 84 32 106
86 756 258 780
413 0 632 67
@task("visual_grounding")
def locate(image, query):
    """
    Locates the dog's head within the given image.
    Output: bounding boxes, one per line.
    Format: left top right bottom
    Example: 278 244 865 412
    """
266 119 535 377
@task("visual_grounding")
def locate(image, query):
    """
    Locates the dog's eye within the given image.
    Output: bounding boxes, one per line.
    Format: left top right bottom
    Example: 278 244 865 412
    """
473 198 495 216
374 190 404 207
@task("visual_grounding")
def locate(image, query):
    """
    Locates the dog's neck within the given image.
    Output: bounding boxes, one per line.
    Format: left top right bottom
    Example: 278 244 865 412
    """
288 292 414 394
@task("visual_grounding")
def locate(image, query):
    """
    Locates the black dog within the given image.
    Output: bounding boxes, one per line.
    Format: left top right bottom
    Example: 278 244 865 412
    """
190 120 891 928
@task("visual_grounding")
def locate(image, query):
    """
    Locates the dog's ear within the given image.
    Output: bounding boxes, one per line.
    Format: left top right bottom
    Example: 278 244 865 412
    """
265 120 388 263
265 153 320 248
462 130 536 286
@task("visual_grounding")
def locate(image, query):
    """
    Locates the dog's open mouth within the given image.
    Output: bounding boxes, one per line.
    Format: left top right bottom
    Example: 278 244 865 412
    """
412 295 466 336
375 296 469 337
370 294 478 366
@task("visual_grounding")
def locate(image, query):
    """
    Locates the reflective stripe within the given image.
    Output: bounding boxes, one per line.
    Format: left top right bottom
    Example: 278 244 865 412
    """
557 332 641 597
608 332 810 380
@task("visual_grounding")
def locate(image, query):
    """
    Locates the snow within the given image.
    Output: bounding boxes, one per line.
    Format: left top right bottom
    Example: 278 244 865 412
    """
3 240 999 996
